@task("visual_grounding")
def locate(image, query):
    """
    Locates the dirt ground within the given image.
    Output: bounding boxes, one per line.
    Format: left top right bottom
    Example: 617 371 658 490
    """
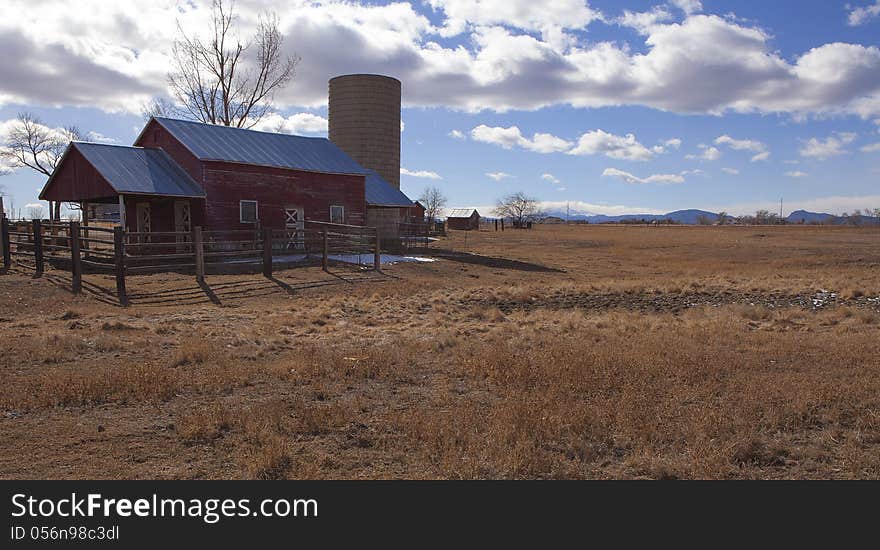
1 224 879 479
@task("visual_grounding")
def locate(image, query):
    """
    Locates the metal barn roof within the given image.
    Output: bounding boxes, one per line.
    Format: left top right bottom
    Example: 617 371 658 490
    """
152 117 411 206
72 142 205 198
364 170 415 207
447 208 479 218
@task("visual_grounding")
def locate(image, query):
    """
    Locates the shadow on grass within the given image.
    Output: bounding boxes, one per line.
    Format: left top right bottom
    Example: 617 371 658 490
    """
425 248 565 273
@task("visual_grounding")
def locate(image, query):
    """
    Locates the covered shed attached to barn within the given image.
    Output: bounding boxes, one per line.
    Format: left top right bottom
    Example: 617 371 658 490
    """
40 117 413 242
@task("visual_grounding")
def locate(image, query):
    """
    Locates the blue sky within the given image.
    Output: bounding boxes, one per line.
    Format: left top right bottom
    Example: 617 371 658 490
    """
1 0 879 217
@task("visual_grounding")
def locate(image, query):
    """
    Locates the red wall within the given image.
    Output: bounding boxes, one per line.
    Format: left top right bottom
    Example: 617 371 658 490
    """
134 119 366 232
202 161 366 230
40 147 117 202
134 120 203 184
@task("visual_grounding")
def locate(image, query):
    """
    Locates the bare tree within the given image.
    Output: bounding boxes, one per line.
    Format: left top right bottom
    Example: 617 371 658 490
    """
495 192 542 228
0 113 85 220
168 0 299 128
140 97 177 121
27 204 44 219
0 113 82 178
717 211 728 225
419 186 447 222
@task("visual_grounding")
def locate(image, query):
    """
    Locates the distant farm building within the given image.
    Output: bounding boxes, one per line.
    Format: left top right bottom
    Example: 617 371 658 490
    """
409 201 426 221
39 74 414 243
446 208 480 230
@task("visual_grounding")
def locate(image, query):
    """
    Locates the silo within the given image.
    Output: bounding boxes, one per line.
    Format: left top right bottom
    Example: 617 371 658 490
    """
328 74 401 189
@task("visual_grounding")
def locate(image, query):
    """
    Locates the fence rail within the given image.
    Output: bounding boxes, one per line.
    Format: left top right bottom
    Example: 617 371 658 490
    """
0 218 381 305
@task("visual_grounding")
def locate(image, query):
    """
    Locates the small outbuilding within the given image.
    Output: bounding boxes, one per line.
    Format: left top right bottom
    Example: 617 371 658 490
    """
446 208 480 231
409 201 426 222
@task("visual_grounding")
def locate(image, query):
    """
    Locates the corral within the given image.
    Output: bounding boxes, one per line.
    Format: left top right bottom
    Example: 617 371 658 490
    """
1 224 879 479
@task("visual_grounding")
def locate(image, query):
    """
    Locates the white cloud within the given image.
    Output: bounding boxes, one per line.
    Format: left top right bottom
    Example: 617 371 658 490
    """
602 167 685 185
721 167 739 175
471 125 572 153
686 146 722 161
860 142 880 152
427 0 602 46
799 132 857 159
670 0 703 15
486 171 513 181
251 112 328 135
848 1 880 26
714 134 770 161
714 134 766 153
785 171 809 178
541 173 560 184
617 7 673 35
568 130 655 161
663 138 682 149
86 131 116 143
400 167 442 179
448 129 466 139
0 4 877 120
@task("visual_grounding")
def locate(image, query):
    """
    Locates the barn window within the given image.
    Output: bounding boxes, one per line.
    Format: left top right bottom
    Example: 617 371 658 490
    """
330 205 344 224
240 200 258 223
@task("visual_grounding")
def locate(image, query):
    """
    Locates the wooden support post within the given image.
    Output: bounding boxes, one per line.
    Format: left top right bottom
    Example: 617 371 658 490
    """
374 231 381 271
1 216 9 272
193 226 205 282
33 219 44 276
118 194 126 232
70 221 82 294
262 228 272 278
322 230 329 272
113 227 127 306
81 201 90 252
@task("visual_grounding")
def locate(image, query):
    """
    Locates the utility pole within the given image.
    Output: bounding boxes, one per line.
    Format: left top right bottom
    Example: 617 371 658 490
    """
566 202 570 224
780 197 783 220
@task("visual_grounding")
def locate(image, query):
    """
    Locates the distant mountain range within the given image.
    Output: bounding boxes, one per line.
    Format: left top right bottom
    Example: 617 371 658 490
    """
541 208 879 225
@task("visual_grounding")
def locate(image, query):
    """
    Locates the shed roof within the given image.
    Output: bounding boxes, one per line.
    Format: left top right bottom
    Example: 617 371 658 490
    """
150 117 410 206
43 142 205 199
447 208 479 218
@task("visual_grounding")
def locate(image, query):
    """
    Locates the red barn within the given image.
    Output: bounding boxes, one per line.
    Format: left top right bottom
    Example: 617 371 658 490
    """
39 117 413 237
446 208 481 231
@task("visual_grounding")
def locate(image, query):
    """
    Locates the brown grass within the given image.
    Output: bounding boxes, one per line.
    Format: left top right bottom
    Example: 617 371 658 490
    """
0 224 878 479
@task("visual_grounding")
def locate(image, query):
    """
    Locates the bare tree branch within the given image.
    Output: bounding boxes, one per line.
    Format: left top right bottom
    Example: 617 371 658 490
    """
168 0 300 128
0 113 83 178
418 186 447 222
495 192 542 227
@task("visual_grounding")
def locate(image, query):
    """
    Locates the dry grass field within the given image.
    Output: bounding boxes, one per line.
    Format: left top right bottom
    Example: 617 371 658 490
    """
1 224 879 479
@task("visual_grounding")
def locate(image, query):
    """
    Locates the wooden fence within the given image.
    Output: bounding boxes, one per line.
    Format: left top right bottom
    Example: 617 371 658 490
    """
0 218 380 305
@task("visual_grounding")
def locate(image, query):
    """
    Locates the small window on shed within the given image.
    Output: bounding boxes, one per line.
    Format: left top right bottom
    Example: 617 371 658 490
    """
240 200 258 224
330 205 344 224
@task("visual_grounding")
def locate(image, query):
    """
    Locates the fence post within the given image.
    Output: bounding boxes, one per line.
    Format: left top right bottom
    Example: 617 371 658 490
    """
32 219 44 276
322 230 329 272
0 217 9 272
70 221 82 294
262 228 272 278
374 231 381 271
193 226 205 282
113 226 128 306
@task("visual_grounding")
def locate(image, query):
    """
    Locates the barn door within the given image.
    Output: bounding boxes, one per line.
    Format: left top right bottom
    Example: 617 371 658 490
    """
136 202 151 244
284 206 304 250
174 200 191 252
